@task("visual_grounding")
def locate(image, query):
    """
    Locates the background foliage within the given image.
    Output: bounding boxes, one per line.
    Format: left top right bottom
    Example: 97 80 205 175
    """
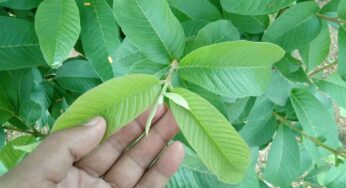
0 0 346 187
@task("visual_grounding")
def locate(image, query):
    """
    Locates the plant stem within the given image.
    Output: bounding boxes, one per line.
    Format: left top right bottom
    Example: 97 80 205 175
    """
316 13 346 25
308 61 338 77
272 112 346 158
144 60 179 135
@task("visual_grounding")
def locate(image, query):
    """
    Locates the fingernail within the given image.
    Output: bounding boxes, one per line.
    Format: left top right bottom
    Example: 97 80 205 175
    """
83 117 102 126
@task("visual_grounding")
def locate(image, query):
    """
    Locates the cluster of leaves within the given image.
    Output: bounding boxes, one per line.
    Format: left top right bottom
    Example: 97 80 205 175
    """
1 0 346 187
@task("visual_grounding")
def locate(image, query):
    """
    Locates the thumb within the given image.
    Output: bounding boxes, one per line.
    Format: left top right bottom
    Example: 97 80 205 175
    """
13 117 106 184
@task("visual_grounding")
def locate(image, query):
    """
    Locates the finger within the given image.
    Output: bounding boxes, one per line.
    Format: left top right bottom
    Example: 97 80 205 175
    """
104 111 179 188
5 117 106 184
75 105 167 177
136 142 185 188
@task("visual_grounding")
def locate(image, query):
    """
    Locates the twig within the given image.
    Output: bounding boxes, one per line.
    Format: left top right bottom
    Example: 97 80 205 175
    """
272 112 346 158
308 61 338 77
316 13 346 25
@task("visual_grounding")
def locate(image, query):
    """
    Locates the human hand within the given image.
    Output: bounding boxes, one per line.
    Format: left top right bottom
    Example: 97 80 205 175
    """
0 106 184 188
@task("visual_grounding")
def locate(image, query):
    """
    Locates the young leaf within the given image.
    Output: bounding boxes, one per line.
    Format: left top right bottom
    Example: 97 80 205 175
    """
262 1 321 52
52 74 161 139
338 26 346 81
164 92 190 110
299 21 330 71
0 136 36 169
56 59 102 93
179 41 285 98
0 16 46 70
168 0 222 21
224 13 269 34
220 0 295 15
113 0 185 63
314 73 346 109
264 126 300 187
290 89 340 151
35 0 81 68
77 0 121 81
192 20 240 50
169 88 250 184
0 0 42 9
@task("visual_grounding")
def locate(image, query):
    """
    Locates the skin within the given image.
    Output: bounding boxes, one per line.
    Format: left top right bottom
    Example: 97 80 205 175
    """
0 106 185 188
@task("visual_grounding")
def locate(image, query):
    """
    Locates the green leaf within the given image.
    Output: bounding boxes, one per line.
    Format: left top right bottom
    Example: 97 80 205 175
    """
240 97 278 147
167 145 231 188
220 0 295 15
264 126 300 187
56 59 102 93
0 0 42 9
112 39 148 76
225 97 253 123
299 21 330 71
274 55 310 83
19 100 42 125
164 93 190 110
0 69 34 111
179 41 285 98
314 73 346 109
338 26 346 81
13 141 40 153
321 0 340 16
182 20 209 38
77 0 121 81
168 0 222 21
290 89 340 154
113 0 185 63
0 17 46 70
169 88 250 184
182 81 229 118
338 0 346 19
225 13 269 34
0 135 36 169
265 71 296 106
35 0 81 68
0 127 5 149
262 1 321 52
192 20 239 50
52 74 161 139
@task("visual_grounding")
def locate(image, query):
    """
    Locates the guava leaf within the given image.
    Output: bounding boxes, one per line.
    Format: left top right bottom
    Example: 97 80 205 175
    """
52 74 161 139
35 0 81 68
0 17 46 70
179 41 285 98
113 0 185 63
221 0 295 15
169 88 250 184
77 0 121 81
263 1 321 52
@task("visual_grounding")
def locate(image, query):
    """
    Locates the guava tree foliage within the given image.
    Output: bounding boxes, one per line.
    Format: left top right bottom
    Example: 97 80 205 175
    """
0 0 346 187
